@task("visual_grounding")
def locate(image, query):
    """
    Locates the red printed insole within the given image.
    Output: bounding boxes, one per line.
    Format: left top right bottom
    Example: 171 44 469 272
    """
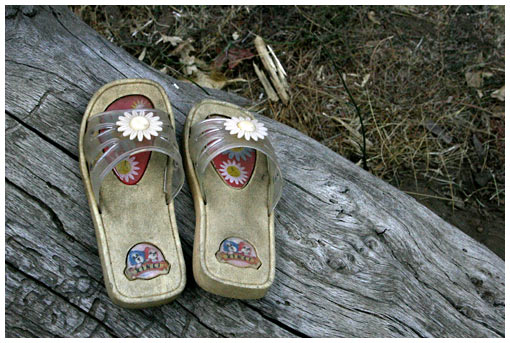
211 147 256 188
104 95 153 185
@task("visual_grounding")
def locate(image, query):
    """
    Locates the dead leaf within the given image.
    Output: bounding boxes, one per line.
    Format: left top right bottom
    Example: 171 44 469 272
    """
192 70 247 89
212 48 255 70
474 171 491 187
395 5 417 14
224 48 254 69
491 85 505 102
368 11 381 25
465 71 483 88
424 120 453 144
211 52 228 70
452 195 465 210
360 73 371 87
181 56 198 76
138 47 146 61
169 38 199 75
195 70 227 89
316 65 325 81
179 53 197 75
171 38 195 57
157 34 183 46
472 134 484 160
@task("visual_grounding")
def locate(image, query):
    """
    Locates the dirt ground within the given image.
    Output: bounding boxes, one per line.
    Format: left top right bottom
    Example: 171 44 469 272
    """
71 5 505 259
399 178 504 259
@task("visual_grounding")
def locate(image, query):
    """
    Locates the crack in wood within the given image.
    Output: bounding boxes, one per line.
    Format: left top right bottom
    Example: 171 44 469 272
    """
284 178 330 204
384 242 503 337
174 301 226 338
50 7 130 80
137 308 180 337
6 59 90 95
240 301 308 338
6 111 79 162
6 262 118 338
180 313 192 337
27 89 53 119
7 179 77 245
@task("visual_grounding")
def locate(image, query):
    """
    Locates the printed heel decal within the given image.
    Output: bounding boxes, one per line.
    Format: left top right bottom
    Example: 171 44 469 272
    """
124 242 170 280
216 237 261 269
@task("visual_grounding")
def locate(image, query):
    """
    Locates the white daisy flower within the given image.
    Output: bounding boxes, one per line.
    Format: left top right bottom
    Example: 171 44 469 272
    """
115 156 140 182
219 160 249 185
221 147 254 161
224 117 268 141
116 110 163 142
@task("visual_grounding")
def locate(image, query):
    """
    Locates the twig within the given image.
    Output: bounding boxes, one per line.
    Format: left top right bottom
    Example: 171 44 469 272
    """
295 6 334 34
254 36 289 105
316 33 368 170
253 62 279 102
456 102 497 116
404 191 454 202
161 64 210 96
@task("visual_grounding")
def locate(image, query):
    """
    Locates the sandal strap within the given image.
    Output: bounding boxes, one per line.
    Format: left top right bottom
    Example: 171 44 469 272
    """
189 118 283 213
83 108 184 207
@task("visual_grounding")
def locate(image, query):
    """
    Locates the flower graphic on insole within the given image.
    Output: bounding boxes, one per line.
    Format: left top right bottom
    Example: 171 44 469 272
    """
219 160 248 185
116 110 163 141
131 98 151 109
115 156 140 182
221 147 254 161
224 117 268 141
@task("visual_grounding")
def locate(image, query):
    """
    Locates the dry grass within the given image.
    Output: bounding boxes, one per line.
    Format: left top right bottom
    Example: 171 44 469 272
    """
71 5 505 213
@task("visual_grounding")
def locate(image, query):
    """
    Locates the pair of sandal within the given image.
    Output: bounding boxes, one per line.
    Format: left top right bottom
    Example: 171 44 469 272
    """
78 79 282 308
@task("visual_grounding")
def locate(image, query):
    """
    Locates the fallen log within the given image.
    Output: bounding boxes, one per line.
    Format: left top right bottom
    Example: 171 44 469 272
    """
5 5 504 338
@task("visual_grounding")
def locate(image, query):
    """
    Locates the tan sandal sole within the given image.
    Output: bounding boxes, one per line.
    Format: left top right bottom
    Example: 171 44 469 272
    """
79 79 186 308
184 100 275 299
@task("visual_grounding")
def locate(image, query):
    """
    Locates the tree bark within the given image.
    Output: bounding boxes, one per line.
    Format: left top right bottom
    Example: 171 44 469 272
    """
5 5 504 338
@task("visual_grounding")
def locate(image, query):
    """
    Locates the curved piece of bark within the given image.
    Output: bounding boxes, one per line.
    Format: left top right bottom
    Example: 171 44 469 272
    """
5 5 504 338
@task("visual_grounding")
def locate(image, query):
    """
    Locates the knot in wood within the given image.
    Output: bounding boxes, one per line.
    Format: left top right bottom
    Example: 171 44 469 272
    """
364 236 382 253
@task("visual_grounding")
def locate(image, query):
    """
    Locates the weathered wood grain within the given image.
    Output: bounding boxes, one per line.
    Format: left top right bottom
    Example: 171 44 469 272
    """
5 117 296 338
6 264 114 338
5 5 504 338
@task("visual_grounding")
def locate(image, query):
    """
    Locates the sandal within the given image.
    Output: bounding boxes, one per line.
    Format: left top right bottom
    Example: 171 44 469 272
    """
184 99 283 299
79 79 186 308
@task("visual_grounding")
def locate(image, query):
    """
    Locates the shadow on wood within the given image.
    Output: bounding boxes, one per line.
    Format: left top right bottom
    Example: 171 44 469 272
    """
5 5 504 338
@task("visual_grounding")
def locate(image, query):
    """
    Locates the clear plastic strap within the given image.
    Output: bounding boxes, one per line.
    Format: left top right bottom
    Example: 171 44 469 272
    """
83 108 184 207
189 118 282 213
